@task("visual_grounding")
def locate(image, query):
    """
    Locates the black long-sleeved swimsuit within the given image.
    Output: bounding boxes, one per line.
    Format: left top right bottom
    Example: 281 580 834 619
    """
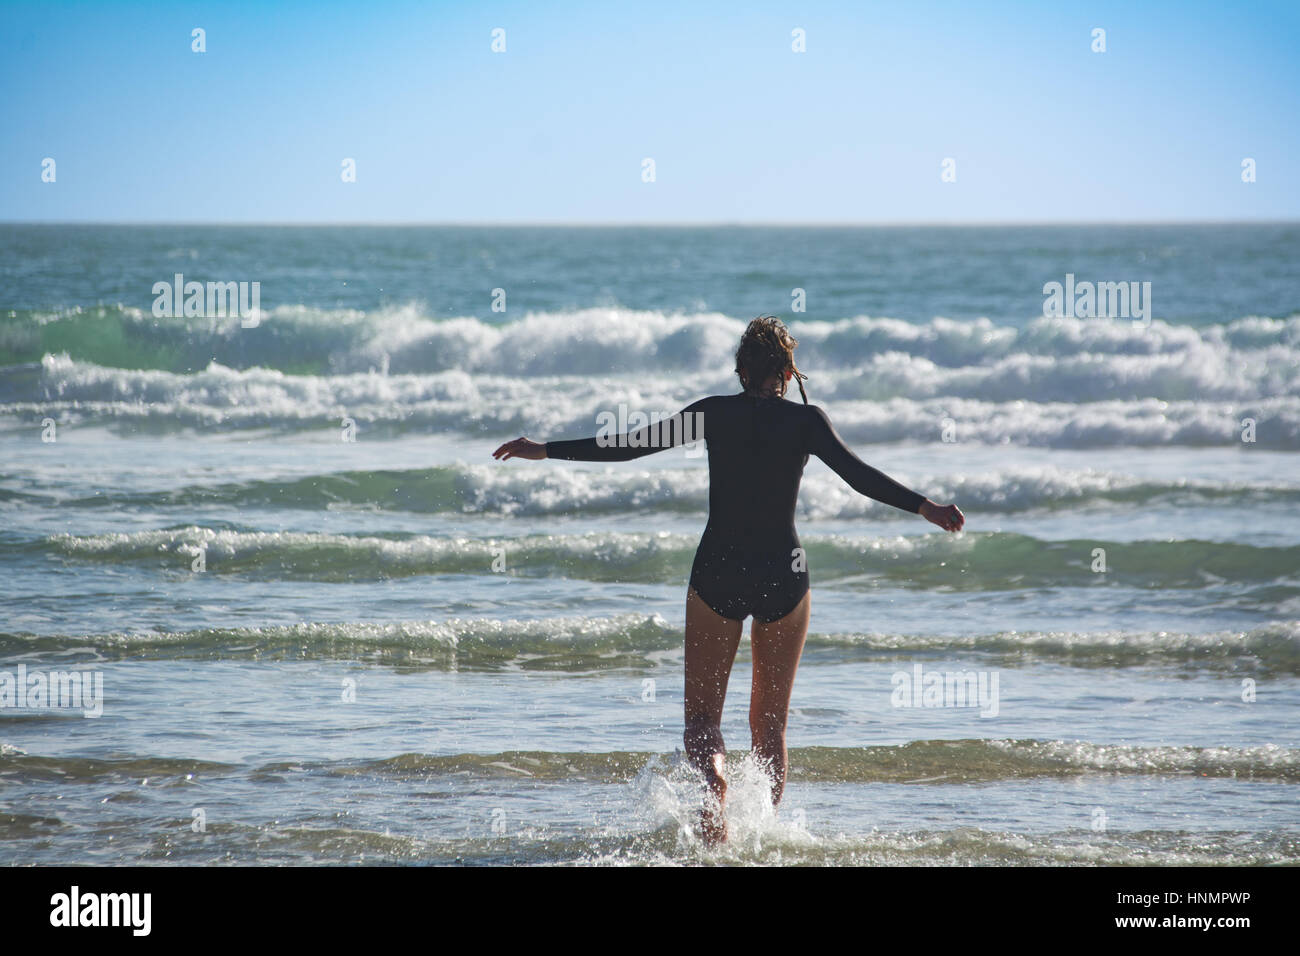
545 393 927 622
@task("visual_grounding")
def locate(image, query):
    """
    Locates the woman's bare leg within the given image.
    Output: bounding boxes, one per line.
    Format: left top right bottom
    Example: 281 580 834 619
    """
748 590 811 807
683 585 743 846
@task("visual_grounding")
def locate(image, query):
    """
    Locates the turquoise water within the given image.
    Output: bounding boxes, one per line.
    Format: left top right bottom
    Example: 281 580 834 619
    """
1 224 1298 864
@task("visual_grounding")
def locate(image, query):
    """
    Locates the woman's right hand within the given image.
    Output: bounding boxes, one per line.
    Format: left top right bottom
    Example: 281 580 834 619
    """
920 500 964 532
492 437 547 461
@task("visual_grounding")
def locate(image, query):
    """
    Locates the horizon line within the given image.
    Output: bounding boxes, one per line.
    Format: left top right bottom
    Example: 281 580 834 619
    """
2 218 1297 228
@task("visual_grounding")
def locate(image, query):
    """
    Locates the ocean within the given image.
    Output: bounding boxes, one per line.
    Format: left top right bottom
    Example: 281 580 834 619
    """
1 223 1297 865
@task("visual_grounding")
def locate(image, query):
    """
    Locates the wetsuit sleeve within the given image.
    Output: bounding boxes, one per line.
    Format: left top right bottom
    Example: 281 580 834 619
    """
806 406 926 513
545 398 710 462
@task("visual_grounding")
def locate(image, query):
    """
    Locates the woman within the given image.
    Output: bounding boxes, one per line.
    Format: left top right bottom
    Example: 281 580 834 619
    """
492 316 965 845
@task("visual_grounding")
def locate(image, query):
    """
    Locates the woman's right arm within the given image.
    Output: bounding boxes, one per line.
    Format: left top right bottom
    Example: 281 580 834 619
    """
493 398 710 463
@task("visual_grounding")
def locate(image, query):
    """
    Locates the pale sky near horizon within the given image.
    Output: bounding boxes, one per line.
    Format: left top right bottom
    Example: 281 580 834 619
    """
2 0 1297 223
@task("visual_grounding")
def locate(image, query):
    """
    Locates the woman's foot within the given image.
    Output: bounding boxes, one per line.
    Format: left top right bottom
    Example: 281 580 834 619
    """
700 804 727 846
699 753 728 847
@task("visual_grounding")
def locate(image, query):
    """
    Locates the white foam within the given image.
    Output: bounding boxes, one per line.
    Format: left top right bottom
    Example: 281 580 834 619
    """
8 305 1300 446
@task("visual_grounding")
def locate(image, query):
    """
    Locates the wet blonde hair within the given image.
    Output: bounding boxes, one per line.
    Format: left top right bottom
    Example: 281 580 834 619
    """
735 315 808 403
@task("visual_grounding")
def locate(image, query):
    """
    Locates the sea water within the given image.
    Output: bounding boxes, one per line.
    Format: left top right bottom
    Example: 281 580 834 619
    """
1 224 1297 864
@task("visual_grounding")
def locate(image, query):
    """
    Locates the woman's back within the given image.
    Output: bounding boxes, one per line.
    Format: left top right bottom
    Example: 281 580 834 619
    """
545 392 926 532
694 394 809 534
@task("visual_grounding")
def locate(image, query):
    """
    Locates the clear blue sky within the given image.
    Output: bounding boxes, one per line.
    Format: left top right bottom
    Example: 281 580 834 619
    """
2 0 1296 223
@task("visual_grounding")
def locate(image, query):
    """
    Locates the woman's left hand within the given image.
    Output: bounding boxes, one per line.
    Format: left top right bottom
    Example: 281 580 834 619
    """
920 500 964 532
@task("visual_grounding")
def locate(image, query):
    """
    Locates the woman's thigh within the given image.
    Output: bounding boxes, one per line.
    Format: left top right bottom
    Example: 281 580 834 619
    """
748 589 811 727
683 585 744 727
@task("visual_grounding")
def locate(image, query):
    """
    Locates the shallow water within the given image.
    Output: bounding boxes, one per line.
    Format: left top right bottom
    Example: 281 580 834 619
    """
1 224 1297 864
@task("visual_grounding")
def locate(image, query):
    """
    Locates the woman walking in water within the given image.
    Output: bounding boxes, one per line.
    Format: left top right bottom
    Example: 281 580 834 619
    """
492 316 964 845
